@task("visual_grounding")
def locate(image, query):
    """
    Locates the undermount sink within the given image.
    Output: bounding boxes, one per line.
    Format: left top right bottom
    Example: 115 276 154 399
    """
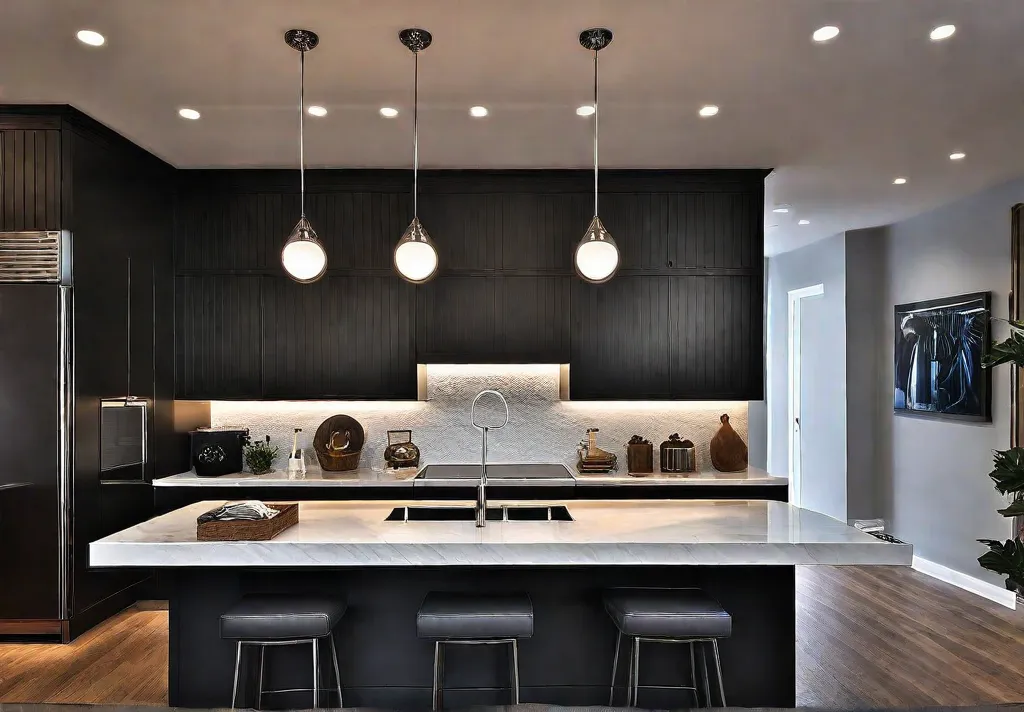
385 505 574 522
415 464 574 481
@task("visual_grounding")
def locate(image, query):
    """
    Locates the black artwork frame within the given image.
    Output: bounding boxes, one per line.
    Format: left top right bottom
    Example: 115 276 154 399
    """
894 291 991 422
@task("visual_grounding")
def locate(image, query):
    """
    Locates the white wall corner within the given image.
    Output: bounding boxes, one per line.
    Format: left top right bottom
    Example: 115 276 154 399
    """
912 555 1018 609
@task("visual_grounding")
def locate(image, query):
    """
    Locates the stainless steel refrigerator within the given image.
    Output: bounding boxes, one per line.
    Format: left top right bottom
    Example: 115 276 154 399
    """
0 230 75 636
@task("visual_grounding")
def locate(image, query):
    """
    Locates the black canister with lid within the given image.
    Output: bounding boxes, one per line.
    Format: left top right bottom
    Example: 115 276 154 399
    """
659 433 697 473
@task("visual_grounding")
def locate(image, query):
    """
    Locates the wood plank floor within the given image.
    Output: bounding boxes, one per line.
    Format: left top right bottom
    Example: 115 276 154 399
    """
0 567 1021 707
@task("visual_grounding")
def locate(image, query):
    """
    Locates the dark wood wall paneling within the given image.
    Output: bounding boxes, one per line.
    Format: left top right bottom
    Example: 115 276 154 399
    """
174 169 767 400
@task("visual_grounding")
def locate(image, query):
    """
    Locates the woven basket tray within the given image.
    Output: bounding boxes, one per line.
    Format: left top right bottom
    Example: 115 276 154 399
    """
196 502 299 541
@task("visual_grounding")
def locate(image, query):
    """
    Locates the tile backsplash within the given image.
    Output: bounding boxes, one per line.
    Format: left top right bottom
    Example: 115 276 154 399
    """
210 365 749 474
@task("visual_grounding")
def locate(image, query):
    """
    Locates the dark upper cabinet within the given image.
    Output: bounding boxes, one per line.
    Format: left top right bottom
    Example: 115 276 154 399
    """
174 275 262 399
0 128 62 231
417 275 570 363
600 190 761 271
669 275 763 400
571 277 672 399
263 276 416 399
171 169 766 400
571 274 763 400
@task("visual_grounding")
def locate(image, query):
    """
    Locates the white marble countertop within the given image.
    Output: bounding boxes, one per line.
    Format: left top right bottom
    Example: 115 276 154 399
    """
153 466 785 487
90 499 911 568
574 467 785 486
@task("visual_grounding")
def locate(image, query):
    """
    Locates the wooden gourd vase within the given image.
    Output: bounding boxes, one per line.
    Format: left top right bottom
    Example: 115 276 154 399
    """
710 413 747 473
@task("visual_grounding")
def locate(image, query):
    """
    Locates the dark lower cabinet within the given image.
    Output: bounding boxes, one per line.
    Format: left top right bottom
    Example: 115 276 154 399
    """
416 275 570 363
263 275 416 399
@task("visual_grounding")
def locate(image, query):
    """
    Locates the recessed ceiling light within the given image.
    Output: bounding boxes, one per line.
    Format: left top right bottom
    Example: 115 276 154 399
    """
178 108 201 120
576 104 596 117
379 107 399 118
76 29 105 47
772 206 790 214
698 105 719 118
949 151 966 161
930 24 956 41
307 105 327 117
469 106 489 118
798 219 811 226
812 25 840 42
893 177 908 185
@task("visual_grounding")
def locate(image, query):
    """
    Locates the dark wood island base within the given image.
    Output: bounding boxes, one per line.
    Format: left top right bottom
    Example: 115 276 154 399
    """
168 565 796 709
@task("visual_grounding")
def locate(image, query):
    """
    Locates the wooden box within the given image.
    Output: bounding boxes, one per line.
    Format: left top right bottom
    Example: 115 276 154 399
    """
196 502 299 541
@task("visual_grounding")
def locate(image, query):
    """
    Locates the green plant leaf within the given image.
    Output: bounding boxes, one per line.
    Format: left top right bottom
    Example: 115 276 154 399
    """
977 538 1024 581
983 331 1024 368
997 498 1024 518
988 448 1024 495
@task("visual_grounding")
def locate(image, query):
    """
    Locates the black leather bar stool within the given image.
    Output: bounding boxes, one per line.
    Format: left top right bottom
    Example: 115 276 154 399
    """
416 592 534 710
220 594 347 709
604 588 731 708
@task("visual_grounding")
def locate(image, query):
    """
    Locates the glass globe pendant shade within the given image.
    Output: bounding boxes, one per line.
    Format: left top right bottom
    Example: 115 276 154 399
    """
394 217 438 284
281 216 327 283
574 216 619 283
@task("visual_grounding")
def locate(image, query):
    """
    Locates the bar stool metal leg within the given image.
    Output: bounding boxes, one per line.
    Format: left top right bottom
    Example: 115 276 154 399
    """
608 629 622 706
256 645 266 710
711 638 726 706
431 641 444 711
626 639 634 704
231 641 243 709
329 634 344 707
689 641 699 708
699 642 712 709
510 639 521 704
311 637 320 709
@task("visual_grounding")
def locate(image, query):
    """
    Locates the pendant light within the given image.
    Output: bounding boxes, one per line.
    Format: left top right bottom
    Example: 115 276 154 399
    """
281 29 327 283
574 28 620 284
394 28 439 284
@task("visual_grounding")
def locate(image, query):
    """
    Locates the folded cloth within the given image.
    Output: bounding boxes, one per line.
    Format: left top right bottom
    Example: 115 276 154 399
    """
197 500 280 524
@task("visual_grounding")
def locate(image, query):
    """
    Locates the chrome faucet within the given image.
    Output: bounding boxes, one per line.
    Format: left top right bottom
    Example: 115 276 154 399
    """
471 389 509 527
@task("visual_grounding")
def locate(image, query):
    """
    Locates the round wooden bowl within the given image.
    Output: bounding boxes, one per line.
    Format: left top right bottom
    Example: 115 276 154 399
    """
313 414 365 472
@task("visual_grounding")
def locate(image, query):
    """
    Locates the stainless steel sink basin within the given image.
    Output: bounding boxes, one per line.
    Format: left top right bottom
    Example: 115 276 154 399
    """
416 464 574 481
385 505 574 522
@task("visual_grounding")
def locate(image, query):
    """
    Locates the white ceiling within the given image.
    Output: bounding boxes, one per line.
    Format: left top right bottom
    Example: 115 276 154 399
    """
2 0 1023 255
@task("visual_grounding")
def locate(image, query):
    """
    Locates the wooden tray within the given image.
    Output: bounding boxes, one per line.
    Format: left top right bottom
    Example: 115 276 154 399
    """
197 502 298 541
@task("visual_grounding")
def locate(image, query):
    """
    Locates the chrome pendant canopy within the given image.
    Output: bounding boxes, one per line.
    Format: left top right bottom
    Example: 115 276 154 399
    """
574 27 620 284
394 28 439 284
281 29 327 283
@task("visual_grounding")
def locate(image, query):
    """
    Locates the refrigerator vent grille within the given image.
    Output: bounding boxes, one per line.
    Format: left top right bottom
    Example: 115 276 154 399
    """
0 231 62 282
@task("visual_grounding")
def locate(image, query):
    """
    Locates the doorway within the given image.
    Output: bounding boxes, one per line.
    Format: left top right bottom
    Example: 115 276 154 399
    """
787 284 824 508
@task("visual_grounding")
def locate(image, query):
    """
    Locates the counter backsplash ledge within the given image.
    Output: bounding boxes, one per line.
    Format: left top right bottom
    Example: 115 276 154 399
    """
209 365 749 474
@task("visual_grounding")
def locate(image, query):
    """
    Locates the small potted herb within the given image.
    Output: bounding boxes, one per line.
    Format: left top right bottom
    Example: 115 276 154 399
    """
244 435 279 476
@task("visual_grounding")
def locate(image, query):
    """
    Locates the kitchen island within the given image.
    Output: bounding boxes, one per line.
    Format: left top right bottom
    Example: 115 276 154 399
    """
91 499 910 709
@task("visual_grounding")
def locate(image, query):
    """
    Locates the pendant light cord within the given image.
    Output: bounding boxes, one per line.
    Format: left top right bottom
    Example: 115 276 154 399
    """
413 49 419 218
593 48 599 217
299 49 306 218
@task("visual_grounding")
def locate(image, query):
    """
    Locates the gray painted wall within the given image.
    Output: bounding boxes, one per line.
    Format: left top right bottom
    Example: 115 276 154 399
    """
845 230 884 521
870 179 1022 583
766 233 848 521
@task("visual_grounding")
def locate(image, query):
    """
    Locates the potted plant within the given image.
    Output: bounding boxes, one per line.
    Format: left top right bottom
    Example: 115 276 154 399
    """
979 320 1024 596
244 435 279 476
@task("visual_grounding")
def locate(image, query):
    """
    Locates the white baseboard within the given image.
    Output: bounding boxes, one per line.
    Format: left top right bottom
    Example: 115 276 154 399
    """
912 555 1018 609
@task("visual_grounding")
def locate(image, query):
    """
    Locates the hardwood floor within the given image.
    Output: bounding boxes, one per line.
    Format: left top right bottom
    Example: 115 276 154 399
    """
0 567 1021 708
797 566 1024 707
0 608 167 706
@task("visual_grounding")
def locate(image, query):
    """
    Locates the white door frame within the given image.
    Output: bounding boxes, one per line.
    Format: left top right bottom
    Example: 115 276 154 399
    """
787 283 824 508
